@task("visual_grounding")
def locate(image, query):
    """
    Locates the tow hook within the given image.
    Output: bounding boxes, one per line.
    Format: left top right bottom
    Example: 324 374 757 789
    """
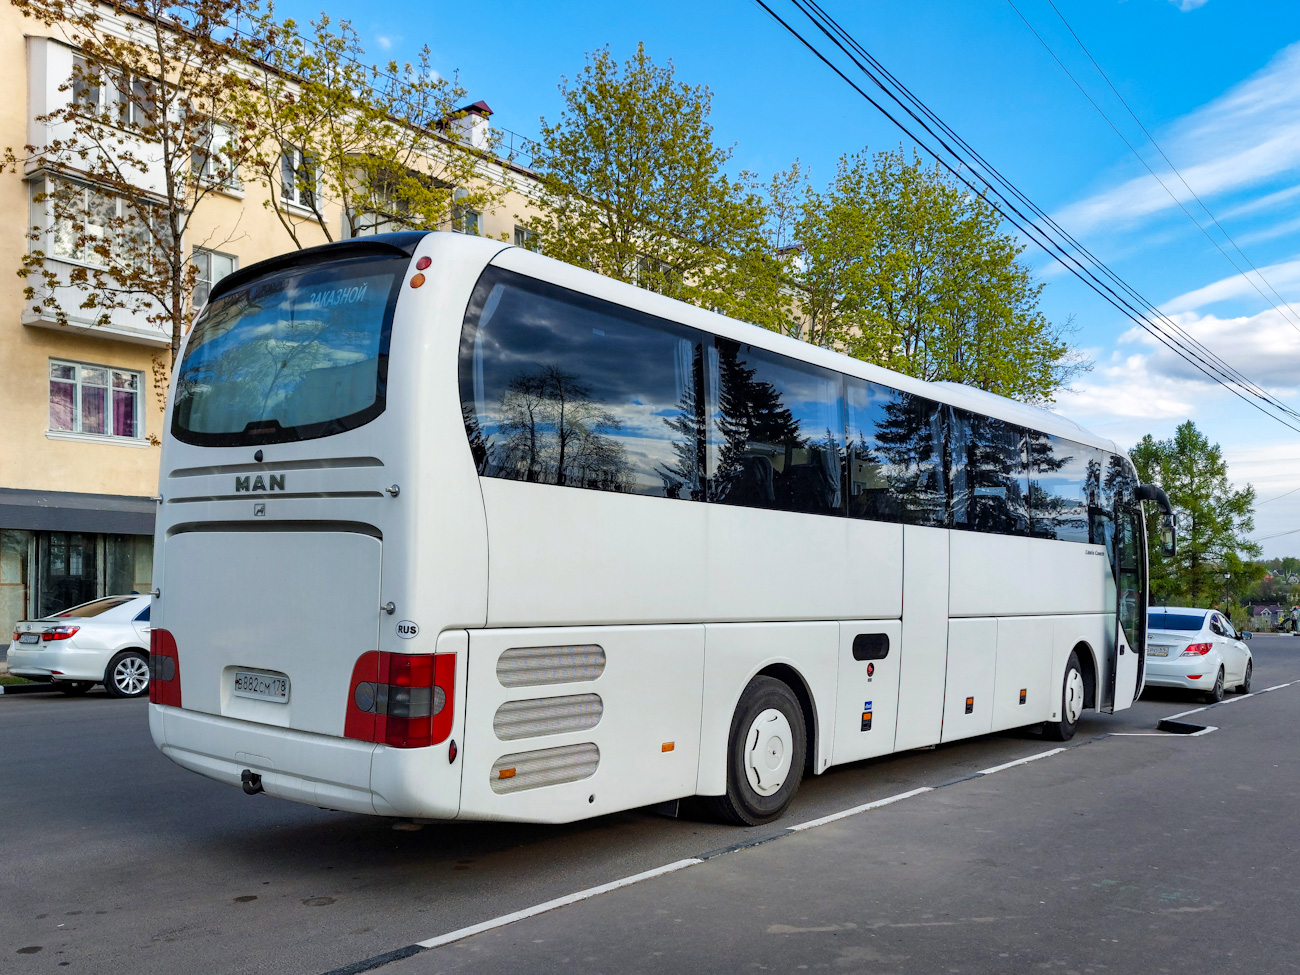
241 769 264 796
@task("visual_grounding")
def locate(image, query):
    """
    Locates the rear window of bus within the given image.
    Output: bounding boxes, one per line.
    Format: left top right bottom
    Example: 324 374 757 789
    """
172 254 406 446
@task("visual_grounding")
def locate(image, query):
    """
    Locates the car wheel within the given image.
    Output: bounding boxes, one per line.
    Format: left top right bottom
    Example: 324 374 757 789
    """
1237 660 1253 694
1204 667 1225 704
57 681 94 696
104 650 150 699
706 676 807 827
1043 651 1085 742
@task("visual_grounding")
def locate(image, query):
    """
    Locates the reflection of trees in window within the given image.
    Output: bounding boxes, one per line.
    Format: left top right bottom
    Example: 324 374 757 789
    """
463 404 493 471
1027 431 1072 540
711 341 841 514
871 394 946 526
951 411 1028 534
656 343 706 500
495 365 632 491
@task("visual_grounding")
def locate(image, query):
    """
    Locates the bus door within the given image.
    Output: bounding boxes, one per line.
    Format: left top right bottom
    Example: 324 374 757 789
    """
1104 502 1144 712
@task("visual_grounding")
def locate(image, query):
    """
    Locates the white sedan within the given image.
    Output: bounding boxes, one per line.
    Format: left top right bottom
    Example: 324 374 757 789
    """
8 595 152 698
1144 606 1252 703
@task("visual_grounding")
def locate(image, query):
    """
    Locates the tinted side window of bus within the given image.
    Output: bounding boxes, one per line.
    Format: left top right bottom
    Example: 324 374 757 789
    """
460 268 707 500
1028 433 1096 543
845 378 946 527
708 339 844 515
949 409 1029 535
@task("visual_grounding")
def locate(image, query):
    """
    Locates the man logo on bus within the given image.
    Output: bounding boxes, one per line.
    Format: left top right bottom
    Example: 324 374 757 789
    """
235 474 285 493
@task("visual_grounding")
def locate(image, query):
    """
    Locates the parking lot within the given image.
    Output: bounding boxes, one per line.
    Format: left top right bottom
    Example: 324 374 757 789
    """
3 634 1298 974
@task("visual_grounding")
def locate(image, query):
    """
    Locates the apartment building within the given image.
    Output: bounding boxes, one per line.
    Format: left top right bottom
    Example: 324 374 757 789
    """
0 2 542 641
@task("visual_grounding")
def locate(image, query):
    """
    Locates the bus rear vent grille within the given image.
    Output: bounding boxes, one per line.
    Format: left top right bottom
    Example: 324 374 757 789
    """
490 743 600 794
496 645 606 687
493 694 603 740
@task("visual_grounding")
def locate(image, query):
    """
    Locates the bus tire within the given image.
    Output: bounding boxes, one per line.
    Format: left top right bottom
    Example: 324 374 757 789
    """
706 676 806 827
1043 651 1084 742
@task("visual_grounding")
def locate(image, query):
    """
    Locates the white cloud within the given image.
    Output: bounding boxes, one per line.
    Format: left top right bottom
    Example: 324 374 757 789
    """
1054 43 1300 233
1121 307 1300 392
375 35 394 50
1163 256 1300 313
1171 0 1209 10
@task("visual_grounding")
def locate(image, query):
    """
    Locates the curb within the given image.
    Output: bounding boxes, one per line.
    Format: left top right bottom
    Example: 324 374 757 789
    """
0 682 54 695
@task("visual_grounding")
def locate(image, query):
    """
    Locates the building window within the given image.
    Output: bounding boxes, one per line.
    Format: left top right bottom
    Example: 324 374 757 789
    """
514 225 540 251
192 247 237 311
453 205 482 236
31 177 153 270
72 55 156 128
280 145 317 209
49 360 142 440
192 121 241 190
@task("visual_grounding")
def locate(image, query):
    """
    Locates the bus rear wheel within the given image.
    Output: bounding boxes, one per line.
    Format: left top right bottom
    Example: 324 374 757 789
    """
706 676 806 827
1043 651 1084 742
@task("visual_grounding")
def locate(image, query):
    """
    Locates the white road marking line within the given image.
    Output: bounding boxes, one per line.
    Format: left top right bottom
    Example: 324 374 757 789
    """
1261 683 1293 693
1190 725 1219 736
786 787 933 832
976 748 1066 776
416 858 703 949
1164 706 1208 720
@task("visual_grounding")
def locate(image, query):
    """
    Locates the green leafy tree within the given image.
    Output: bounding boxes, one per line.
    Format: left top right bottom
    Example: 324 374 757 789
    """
229 8 500 249
1130 421 1262 605
792 148 1086 403
530 44 774 316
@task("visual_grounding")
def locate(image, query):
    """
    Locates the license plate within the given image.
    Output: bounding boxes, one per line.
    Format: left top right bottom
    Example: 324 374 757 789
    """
18 633 39 644
1148 646 1169 657
232 670 289 703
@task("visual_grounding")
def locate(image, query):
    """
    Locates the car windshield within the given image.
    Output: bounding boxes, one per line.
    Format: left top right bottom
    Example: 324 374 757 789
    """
1148 612 1206 632
50 596 134 619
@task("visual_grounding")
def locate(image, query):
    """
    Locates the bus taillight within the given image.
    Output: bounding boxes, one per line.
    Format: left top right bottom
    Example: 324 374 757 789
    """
345 651 456 748
149 629 181 707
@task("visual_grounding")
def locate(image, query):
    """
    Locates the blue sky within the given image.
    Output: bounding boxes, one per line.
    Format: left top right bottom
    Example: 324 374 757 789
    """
276 0 1300 555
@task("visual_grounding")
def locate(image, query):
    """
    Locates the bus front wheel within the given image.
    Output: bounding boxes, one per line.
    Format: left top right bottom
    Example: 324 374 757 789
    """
707 676 807 827
1043 651 1084 742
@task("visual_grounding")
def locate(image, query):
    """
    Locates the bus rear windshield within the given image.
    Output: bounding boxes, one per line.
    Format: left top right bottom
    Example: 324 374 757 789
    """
1148 612 1205 632
171 254 407 445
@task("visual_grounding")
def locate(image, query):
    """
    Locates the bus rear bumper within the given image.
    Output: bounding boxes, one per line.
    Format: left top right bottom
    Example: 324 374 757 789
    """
150 704 383 815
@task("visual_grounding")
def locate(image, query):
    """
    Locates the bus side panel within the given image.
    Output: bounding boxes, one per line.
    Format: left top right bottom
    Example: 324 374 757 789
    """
705 509 902 623
941 618 997 742
831 620 903 766
480 482 708 627
991 617 1055 731
368 629 469 820
456 625 705 824
950 533 1108 617
696 621 838 795
894 525 950 751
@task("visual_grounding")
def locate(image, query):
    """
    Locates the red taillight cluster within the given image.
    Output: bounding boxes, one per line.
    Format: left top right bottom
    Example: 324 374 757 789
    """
149 628 181 707
344 651 455 748
1180 642 1213 656
42 626 80 642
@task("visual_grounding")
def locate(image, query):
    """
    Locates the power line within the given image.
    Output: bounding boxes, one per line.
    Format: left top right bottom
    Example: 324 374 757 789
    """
750 0 1300 434
1258 484 1300 506
1252 526 1300 542
1039 0 1300 337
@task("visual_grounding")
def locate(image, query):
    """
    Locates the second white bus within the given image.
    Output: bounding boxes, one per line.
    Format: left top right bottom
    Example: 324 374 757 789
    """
149 231 1161 826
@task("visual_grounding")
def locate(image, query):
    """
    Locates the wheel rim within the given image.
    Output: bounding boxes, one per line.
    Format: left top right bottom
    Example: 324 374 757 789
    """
1245 662 1252 689
114 656 149 696
743 708 794 797
1063 668 1085 724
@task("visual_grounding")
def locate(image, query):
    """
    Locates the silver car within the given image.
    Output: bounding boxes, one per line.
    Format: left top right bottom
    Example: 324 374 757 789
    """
8 594 152 698
1144 606 1252 703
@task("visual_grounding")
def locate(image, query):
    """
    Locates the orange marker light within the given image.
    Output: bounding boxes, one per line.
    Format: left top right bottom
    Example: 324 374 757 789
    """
498 768 516 780
661 742 675 753
409 273 426 288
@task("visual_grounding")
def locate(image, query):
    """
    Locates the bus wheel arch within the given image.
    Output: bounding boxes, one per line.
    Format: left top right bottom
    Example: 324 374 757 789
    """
1074 641 1098 710
755 662 818 773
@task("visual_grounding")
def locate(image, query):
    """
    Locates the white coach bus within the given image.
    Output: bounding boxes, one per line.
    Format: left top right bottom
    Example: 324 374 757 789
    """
150 231 1169 826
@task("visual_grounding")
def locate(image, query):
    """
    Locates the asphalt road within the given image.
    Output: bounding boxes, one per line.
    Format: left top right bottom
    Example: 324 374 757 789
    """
3 634 1298 974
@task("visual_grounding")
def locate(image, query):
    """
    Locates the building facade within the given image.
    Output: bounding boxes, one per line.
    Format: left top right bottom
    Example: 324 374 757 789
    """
0 3 541 646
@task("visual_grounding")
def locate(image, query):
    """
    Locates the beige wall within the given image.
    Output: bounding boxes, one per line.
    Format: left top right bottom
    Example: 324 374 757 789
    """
0 0 541 505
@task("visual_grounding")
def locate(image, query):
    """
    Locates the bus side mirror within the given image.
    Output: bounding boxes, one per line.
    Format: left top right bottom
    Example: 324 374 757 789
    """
1159 514 1177 558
